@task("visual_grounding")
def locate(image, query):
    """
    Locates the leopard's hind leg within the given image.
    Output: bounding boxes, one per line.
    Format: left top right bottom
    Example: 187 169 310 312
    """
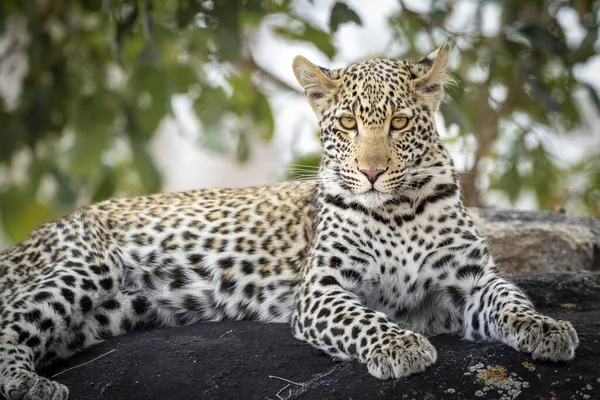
0 266 157 400
0 214 159 400
0 342 67 400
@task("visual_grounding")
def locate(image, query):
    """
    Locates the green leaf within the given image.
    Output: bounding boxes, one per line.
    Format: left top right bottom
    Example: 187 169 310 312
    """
193 85 231 151
175 0 204 29
62 132 111 177
0 110 26 163
491 159 522 203
137 42 162 66
51 167 80 210
526 74 560 113
329 2 362 33
584 83 600 115
0 186 58 244
194 86 230 154
169 64 199 94
274 23 336 59
570 29 598 64
130 139 161 193
91 168 117 203
439 100 473 133
514 22 567 54
235 132 250 163
211 1 241 61
63 88 118 177
300 24 336 59
531 145 560 208
230 74 275 142
250 90 275 142
129 64 170 136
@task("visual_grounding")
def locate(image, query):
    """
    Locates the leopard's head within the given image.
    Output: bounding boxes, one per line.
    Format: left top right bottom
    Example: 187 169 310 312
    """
293 44 454 208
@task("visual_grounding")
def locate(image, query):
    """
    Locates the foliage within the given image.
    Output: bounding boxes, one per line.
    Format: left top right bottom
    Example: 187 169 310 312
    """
0 0 343 243
288 0 600 217
388 0 600 214
0 0 598 245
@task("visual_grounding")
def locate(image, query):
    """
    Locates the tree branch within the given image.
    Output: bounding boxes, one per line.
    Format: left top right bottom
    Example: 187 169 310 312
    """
241 53 300 94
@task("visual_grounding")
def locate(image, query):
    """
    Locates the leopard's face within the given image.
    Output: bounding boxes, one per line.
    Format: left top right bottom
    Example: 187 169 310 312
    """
293 45 452 208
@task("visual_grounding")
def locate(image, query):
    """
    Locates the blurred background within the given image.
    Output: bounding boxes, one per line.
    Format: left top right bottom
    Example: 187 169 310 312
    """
0 0 599 249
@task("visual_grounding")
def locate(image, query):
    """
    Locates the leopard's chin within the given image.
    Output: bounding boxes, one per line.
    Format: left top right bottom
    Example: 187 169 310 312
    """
351 190 394 209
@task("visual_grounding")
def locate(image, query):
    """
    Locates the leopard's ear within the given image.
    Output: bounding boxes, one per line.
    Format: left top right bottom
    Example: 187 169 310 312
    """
292 56 339 114
413 43 453 110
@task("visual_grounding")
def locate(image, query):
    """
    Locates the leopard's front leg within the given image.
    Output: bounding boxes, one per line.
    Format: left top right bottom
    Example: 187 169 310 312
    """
445 241 579 362
291 257 436 379
464 275 578 361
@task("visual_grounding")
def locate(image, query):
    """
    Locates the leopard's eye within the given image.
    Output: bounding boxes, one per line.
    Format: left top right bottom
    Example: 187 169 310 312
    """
391 117 409 131
339 116 357 130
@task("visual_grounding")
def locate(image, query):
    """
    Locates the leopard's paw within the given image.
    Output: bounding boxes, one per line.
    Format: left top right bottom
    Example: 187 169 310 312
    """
366 332 437 379
500 312 578 362
531 319 579 362
1 371 69 400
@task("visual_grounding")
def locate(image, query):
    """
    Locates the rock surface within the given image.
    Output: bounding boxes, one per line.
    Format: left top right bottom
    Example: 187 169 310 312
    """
43 273 600 400
471 209 600 274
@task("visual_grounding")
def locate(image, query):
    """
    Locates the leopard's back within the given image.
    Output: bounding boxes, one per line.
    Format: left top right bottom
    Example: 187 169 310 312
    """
0 181 316 329
97 180 317 324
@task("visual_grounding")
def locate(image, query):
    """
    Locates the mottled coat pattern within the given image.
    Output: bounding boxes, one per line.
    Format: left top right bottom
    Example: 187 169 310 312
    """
0 44 578 399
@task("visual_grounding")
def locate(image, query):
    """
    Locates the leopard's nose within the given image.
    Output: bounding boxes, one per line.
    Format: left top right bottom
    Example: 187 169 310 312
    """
360 168 386 184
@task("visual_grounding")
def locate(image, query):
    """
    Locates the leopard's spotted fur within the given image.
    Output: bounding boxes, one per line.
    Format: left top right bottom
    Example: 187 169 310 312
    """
0 44 578 399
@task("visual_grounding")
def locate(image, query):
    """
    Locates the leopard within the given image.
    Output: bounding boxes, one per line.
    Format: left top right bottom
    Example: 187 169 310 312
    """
0 43 578 400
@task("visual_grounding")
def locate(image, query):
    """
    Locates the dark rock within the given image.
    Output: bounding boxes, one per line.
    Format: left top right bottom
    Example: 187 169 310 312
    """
471 209 600 274
43 273 600 400
507 272 600 310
